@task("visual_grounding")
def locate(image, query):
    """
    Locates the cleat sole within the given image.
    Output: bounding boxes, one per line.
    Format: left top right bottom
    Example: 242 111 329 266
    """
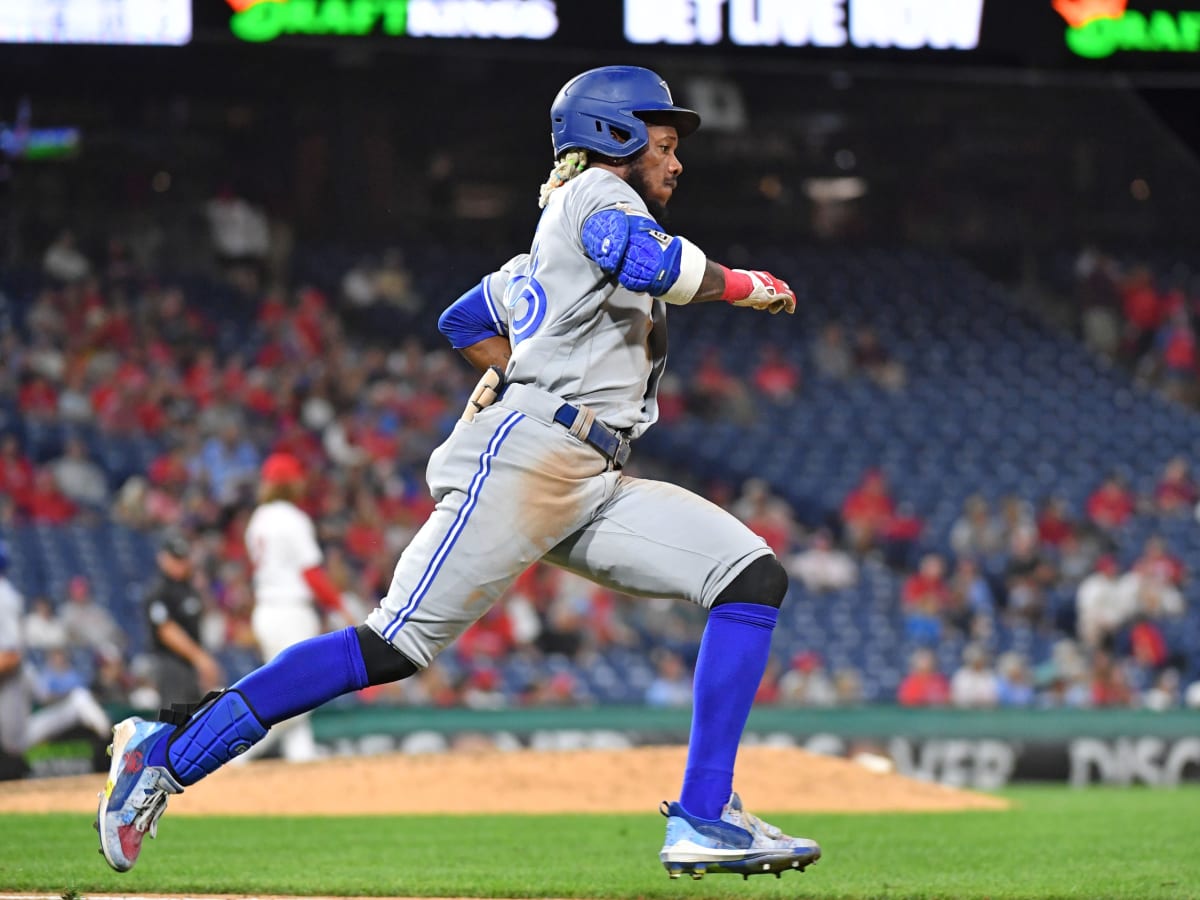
661 851 819 879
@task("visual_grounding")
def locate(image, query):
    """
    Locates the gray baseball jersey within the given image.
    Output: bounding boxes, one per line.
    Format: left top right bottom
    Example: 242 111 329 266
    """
366 168 770 667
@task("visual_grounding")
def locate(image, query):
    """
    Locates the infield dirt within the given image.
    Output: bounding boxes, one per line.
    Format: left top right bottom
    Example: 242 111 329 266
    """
0 745 1006 815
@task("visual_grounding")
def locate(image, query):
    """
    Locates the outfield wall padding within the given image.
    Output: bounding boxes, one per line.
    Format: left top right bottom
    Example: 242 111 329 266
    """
303 705 1200 788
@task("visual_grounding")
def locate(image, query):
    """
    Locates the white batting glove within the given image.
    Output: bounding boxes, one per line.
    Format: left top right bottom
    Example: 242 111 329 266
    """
724 268 797 315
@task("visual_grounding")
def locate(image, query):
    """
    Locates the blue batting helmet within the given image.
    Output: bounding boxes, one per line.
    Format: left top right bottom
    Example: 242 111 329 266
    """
550 66 700 160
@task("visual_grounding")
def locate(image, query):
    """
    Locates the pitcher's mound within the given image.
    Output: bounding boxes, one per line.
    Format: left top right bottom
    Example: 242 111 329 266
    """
0 745 1007 815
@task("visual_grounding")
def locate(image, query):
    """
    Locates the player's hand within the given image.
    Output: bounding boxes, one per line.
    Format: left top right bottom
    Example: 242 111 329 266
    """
725 269 796 315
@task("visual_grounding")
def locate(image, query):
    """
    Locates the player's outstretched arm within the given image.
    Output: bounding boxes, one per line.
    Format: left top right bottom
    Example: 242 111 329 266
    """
693 260 796 315
582 209 795 315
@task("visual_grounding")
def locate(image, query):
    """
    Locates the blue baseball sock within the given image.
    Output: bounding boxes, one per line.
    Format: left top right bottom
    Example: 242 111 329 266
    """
680 602 778 821
146 627 369 783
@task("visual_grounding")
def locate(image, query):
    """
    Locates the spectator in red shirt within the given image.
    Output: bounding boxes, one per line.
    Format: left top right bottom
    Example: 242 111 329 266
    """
882 501 923 570
256 291 289 328
219 355 248 399
355 414 401 464
269 418 325 472
88 298 135 351
897 648 950 707
841 468 895 554
457 603 517 663
903 553 950 610
1129 618 1170 672
24 467 78 523
655 372 686 424
18 373 59 420
1119 266 1163 363
1154 307 1197 404
135 385 170 434
239 370 279 419
1134 534 1185 587
184 348 221 409
1086 475 1136 531
751 345 801 404
148 444 191 487
1154 456 1197 516
1089 649 1134 708
731 478 796 558
293 287 329 356
1036 496 1075 549
0 434 35 509
902 553 950 643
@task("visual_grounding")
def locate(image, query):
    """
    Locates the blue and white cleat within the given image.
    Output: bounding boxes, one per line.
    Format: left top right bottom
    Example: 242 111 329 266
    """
659 792 821 880
95 717 183 872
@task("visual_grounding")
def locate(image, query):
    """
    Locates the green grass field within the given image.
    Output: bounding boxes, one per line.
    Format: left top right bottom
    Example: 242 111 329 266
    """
1 787 1197 899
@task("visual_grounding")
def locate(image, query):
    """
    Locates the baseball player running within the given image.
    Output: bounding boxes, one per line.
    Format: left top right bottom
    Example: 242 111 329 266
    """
95 66 820 880
238 452 349 763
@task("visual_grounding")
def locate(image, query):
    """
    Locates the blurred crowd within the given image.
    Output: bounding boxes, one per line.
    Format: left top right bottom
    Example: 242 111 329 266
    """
0 228 1197 721
1072 247 1200 408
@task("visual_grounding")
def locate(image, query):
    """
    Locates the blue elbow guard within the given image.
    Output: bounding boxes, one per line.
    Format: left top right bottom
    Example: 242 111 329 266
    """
165 689 268 783
581 208 630 273
582 210 682 295
622 226 683 295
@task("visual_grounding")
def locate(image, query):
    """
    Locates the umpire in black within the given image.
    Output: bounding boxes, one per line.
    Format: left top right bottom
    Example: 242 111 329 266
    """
144 532 223 705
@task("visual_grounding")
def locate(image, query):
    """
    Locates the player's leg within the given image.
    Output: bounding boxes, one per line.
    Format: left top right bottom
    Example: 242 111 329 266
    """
363 407 615 669
546 476 820 878
97 407 609 871
547 477 778 816
680 556 785 817
96 624 393 872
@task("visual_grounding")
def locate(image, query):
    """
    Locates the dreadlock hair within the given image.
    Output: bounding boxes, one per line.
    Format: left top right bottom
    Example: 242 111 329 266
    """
538 149 589 209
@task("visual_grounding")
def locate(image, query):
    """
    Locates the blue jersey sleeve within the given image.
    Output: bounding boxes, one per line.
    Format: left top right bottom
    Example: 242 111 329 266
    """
438 277 508 349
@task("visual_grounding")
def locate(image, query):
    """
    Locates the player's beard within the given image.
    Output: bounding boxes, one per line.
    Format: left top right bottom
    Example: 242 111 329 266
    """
625 162 670 224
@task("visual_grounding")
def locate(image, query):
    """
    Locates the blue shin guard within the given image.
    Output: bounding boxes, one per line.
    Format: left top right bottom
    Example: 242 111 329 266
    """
163 689 267 784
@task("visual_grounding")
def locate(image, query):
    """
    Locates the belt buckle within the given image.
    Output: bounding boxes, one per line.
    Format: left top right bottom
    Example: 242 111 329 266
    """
613 436 632 470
